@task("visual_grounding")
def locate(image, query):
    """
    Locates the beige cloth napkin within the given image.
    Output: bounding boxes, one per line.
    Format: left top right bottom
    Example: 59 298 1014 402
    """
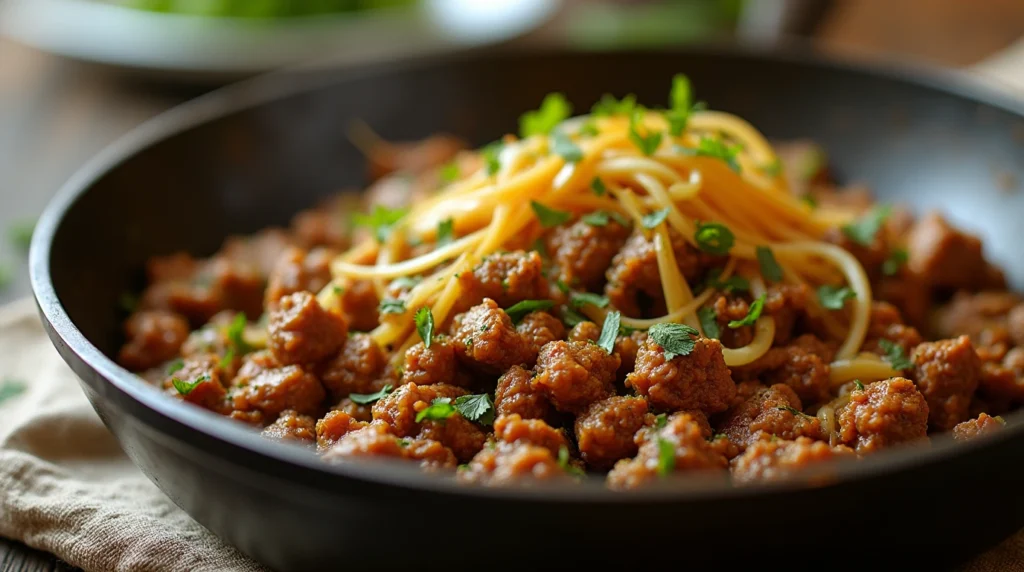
0 295 1022 571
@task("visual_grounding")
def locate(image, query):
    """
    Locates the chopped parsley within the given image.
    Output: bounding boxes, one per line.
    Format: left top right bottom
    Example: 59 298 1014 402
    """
756 245 783 283
777 405 809 417
681 136 742 172
728 293 766 328
171 374 210 396
439 162 460 184
581 211 609 226
597 311 620 354
853 380 865 391
414 307 434 348
666 73 693 137
558 445 585 476
219 349 235 369
166 359 184 375
591 93 637 117
694 221 735 255
591 177 607 196
454 393 495 425
530 201 572 228
641 208 670 229
656 437 675 476
763 158 782 177
482 141 503 176
505 299 555 323
551 131 583 163
879 338 913 371
519 92 572 138
349 384 393 405
570 292 609 309
225 313 251 355
353 205 408 243
697 306 720 339
841 205 891 247
436 218 455 247
0 379 26 404
415 397 457 423
9 218 35 252
648 323 699 360
379 298 407 314
559 305 589 329
817 285 856 311
703 268 749 294
882 248 908 277
653 413 668 430
577 121 600 137
628 110 662 156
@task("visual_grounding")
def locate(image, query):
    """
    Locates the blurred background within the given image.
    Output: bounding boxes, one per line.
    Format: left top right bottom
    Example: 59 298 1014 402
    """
0 0 1022 304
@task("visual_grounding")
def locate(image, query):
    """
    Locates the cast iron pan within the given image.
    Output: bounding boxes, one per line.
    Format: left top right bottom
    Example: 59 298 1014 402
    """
28 45 1024 571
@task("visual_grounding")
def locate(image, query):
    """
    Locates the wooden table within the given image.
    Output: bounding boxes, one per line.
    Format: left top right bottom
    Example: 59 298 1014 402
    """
0 0 1021 569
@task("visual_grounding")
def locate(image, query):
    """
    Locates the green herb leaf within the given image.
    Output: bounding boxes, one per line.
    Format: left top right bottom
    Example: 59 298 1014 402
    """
0 379 26 404
558 445 585 476
694 221 735 255
570 292 609 309
641 208 670 229
853 380 865 391
559 305 589 329
577 121 600 137
415 307 434 348
532 238 549 260
581 211 609 226
654 413 668 430
878 338 913 371
219 348 235 369
505 299 555 324
756 246 783 283
841 206 891 247
628 110 663 156
597 311 620 354
763 158 782 177
436 218 455 247
551 131 583 163
554 279 570 294
520 93 572 138
482 141 503 176
415 397 456 423
439 162 460 184
226 313 252 356
667 73 693 136
454 393 495 425
656 437 675 476
728 293 766 328
703 268 749 294
648 323 699 360
591 93 637 117
882 248 908 277
530 201 572 228
171 374 210 396
350 384 394 405
166 359 184 375
777 405 808 417
681 136 742 172
817 285 856 311
591 177 607 196
697 306 720 340
379 298 407 314
8 218 36 252
353 205 408 243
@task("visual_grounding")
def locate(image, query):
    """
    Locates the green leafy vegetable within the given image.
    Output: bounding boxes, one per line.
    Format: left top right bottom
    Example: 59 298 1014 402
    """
415 307 434 348
439 162 460 184
728 293 766 328
817 285 856 311
577 121 600 137
777 405 809 417
694 221 735 255
570 292 609 309
628 110 663 156
9 218 36 252
591 177 607 196
558 445 585 476
505 300 555 323
597 311 620 354
454 393 495 425
379 298 407 314
653 413 668 430
756 246 783 283
350 384 394 405
641 208 670 229
853 380 865 391
482 141 503 176
166 359 184 375
551 131 583 163
0 379 26 404
841 206 891 247
591 93 637 117
559 305 589 329
666 73 693 136
219 349 235 370
415 397 456 422
353 205 408 243
656 437 675 476
532 238 549 260
520 93 572 138
681 136 742 172
530 201 572 228
581 211 609 226
648 323 699 360
171 374 210 396
879 338 913 371
882 248 908 277
703 268 749 294
436 218 454 247
697 307 720 340
225 313 252 356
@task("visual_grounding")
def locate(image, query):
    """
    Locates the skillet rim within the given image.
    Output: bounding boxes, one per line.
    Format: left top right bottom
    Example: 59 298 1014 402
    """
29 40 1024 503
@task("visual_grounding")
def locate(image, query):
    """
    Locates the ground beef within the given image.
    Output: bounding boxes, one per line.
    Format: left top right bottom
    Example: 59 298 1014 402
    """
268 292 348 365
731 437 854 485
495 414 569 455
764 283 812 345
416 416 487 463
331 398 373 423
952 413 1005 441
709 295 755 349
229 350 326 418
823 227 888 282
457 251 548 310
861 302 923 355
708 434 742 460
318 333 389 401
875 271 932 333
371 382 485 462
315 410 368 450
837 377 929 452
912 336 982 430
339 279 380 333
261 410 316 443
568 321 601 342
322 422 457 470
118 310 190 371
451 299 538 374
458 442 570 486
566 320 644 381
265 247 336 307
219 228 295 277
289 195 355 250
733 334 833 404
574 396 649 470
495 365 551 421
1008 304 1024 348
933 291 1020 341
626 337 735 414
161 354 227 412
401 337 460 387
204 256 267 320
606 412 727 490
977 361 1024 403
404 438 459 470
544 217 631 290
906 211 1004 290
532 340 619 413
716 383 824 449
516 311 566 355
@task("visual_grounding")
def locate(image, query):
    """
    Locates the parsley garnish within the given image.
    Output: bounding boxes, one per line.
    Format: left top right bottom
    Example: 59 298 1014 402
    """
728 293 766 328
414 307 434 348
559 305 589 328
681 136 742 172
641 208 670 229
777 405 809 417
530 201 572 228
570 292 609 309
9 218 35 252
558 445 585 476
505 299 555 323
882 248 908 277
879 338 913 370
219 349 235 370
349 384 394 405
853 380 865 391
697 306 720 339
628 110 662 156
597 311 620 354
694 221 735 255
841 206 891 247
0 379 26 404
591 93 637 117
756 246 783 283
578 121 600 137
436 218 454 247
581 211 608 226
379 298 407 314
171 374 210 396
482 141 503 176
225 313 251 355
656 437 675 476
439 162 460 184
703 268 749 294
653 413 668 430
353 205 408 243
454 393 495 425
817 285 856 310
591 177 607 196
415 397 457 422
520 93 572 138
166 359 184 375
648 323 699 360
551 131 583 163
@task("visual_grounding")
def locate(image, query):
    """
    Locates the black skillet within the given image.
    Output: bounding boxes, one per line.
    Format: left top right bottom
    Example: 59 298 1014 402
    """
29 44 1024 571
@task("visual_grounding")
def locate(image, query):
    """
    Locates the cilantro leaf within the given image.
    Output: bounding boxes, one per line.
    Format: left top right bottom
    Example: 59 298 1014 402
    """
853 380 865 391
559 305 589 329
697 306 720 339
628 110 662 156
454 393 495 425
653 413 668 430
591 93 637 117
703 267 749 294
577 121 600 137
728 293 766 328
570 292 609 309
530 201 572 228
166 359 184 375
581 211 609 226
597 311 620 354
415 397 456 422
505 299 555 324
681 136 742 172
841 206 891 247
817 285 856 310
9 218 35 253
219 348 235 369
648 323 699 360
353 205 408 243
882 248 908 277
520 93 572 138
225 313 252 359
532 238 549 260
642 208 670 229
436 218 454 247
350 384 393 405
777 405 809 417
0 379 26 404
756 245 783 283
415 307 434 348
481 141 503 176
591 177 607 196
551 131 583 163
171 374 210 396
558 445 585 477
439 162 460 184
656 437 675 476
694 221 735 255
879 338 913 371
379 298 407 314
